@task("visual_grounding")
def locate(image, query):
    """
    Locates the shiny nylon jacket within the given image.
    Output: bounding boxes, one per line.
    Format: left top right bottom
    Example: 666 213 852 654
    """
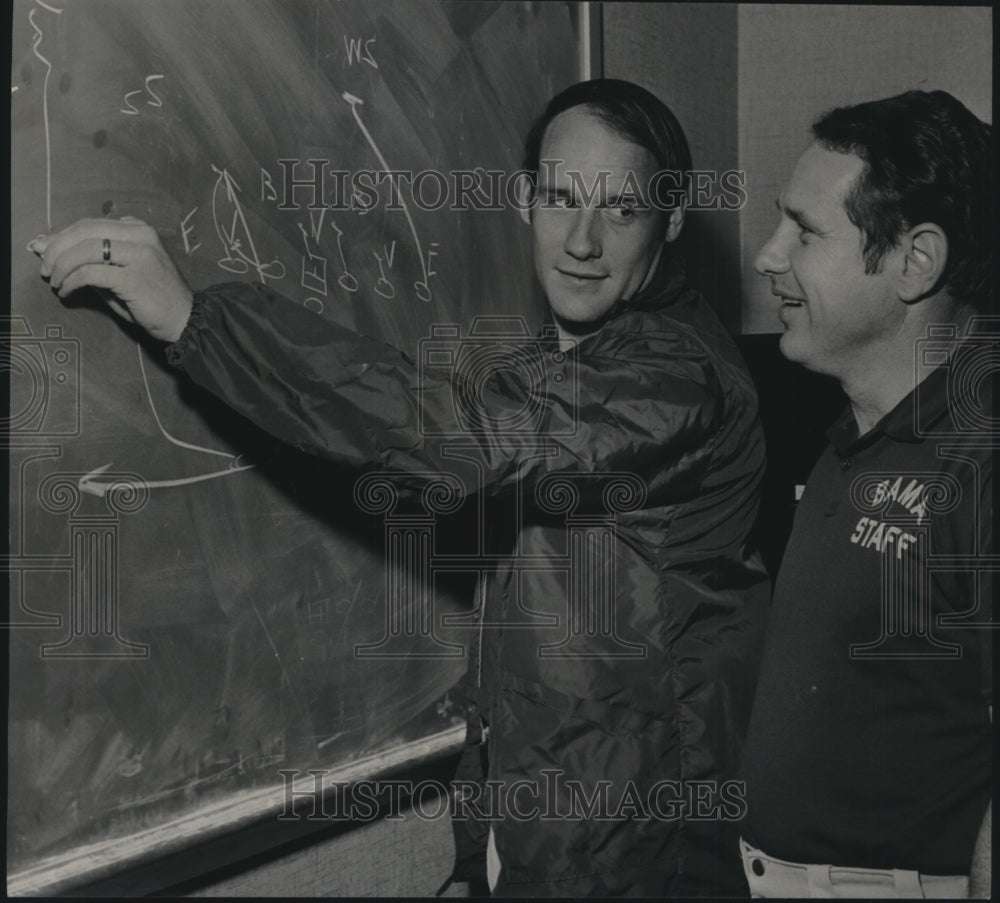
167 266 769 896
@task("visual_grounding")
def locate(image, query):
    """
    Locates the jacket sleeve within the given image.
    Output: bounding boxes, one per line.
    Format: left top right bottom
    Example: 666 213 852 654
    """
165 282 721 502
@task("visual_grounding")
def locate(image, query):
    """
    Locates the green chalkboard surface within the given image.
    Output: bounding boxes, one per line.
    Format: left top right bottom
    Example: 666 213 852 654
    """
7 0 581 891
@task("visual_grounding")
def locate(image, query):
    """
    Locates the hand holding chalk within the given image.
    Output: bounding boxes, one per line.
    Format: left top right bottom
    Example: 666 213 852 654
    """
32 217 194 344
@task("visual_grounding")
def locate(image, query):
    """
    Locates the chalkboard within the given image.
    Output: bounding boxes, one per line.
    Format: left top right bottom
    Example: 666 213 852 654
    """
6 0 583 890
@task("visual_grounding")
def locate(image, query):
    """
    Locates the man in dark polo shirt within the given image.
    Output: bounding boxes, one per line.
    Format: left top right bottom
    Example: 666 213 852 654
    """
742 90 993 897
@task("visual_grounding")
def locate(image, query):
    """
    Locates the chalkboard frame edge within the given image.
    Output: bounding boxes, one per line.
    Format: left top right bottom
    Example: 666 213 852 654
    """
6 723 466 897
580 0 604 79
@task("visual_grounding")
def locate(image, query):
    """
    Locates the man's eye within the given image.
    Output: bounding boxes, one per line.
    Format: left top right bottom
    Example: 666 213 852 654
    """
603 202 642 223
798 227 815 243
544 193 574 209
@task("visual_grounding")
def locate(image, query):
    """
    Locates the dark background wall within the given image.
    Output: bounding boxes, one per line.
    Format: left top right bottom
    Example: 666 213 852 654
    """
738 4 992 334
604 2 741 335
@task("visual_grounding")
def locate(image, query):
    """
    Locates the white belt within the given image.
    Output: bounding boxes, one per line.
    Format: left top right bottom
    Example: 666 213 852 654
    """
739 838 969 898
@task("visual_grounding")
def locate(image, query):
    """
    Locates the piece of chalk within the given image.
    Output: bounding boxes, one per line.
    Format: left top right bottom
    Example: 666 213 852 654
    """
27 235 48 255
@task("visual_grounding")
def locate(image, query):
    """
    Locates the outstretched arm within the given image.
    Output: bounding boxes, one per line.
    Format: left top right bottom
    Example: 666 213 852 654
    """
34 218 729 505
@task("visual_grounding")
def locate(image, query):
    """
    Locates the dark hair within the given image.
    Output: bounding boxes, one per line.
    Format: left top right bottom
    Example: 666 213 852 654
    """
522 78 693 205
812 90 992 309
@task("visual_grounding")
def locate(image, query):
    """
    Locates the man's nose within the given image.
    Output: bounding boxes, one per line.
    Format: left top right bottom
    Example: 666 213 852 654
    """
563 208 602 260
754 227 790 276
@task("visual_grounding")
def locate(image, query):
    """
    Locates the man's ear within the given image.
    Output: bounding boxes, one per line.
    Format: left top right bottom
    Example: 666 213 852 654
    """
897 223 948 302
515 173 535 226
663 204 685 243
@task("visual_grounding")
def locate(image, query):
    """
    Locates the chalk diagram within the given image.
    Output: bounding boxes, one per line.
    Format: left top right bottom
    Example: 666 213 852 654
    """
268 85 442 311
81 167 265 495
211 165 286 283
342 91 438 303
14 1 260 498
17 10 450 502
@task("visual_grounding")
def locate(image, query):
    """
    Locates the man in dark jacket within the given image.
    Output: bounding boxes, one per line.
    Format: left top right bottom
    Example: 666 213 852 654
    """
36 79 768 896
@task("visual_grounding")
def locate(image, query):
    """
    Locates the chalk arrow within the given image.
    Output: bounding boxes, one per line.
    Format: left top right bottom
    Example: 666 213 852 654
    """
340 91 431 298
